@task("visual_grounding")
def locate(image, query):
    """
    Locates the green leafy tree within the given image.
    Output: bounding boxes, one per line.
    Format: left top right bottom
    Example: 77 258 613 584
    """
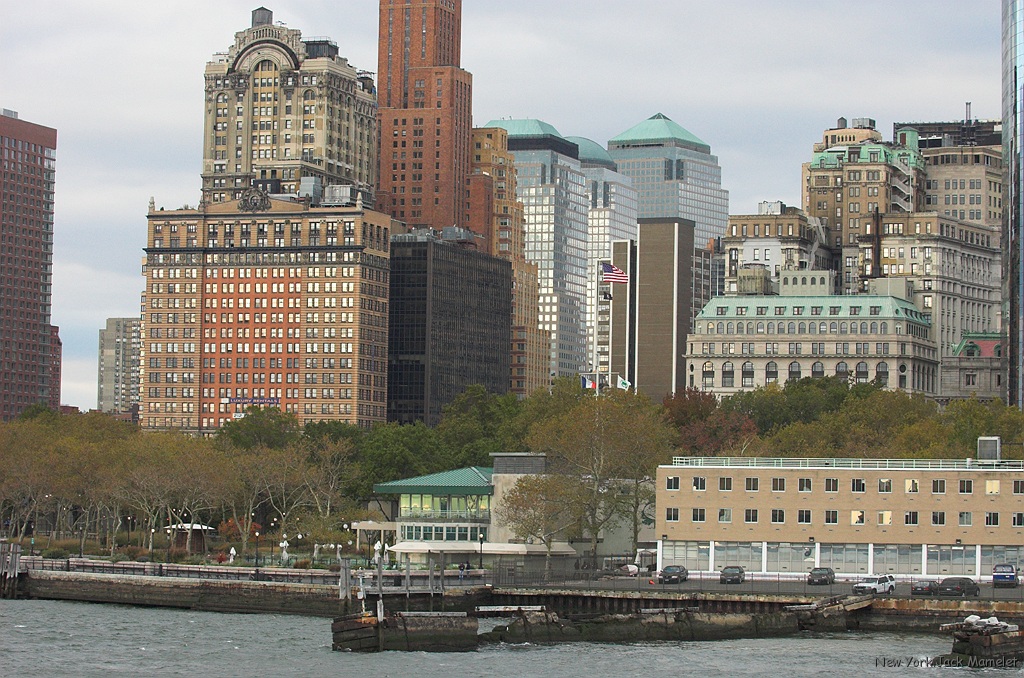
217 406 299 450
495 473 577 575
436 385 526 465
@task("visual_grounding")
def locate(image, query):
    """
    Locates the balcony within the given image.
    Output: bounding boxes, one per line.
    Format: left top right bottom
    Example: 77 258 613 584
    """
399 509 491 523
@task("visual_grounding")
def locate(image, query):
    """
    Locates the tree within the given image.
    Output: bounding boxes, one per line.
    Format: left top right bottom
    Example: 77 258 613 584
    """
495 474 576 576
217 406 299 450
436 385 525 465
663 388 719 430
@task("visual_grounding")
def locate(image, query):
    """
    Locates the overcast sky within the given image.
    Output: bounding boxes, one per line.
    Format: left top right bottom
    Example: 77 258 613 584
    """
1 1 1001 411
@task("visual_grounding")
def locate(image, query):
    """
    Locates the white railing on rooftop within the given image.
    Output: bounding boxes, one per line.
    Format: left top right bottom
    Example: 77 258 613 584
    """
668 457 1024 470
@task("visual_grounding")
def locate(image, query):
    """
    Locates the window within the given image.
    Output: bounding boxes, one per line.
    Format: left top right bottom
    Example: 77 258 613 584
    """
851 478 865 493
904 511 919 526
745 509 759 523
878 479 892 493
798 510 811 524
719 477 733 491
718 508 732 523
932 511 945 526
1015 480 1024 495
771 509 785 524
959 512 972 527
666 476 680 491
932 479 946 494
692 508 706 523
877 511 892 526
745 477 759 492
905 479 919 494
851 510 865 525
986 512 1000 527
798 478 812 492
959 479 973 495
824 510 838 525
666 507 679 522
772 477 786 492
693 476 706 491
825 478 839 493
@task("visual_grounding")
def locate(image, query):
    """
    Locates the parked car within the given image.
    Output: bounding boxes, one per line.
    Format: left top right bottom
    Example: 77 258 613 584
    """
807 567 835 585
911 579 939 596
937 577 980 597
720 566 745 584
992 564 1020 588
657 565 689 584
852 574 896 595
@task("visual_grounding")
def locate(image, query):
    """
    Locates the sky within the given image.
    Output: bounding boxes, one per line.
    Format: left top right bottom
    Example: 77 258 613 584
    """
1 0 1002 411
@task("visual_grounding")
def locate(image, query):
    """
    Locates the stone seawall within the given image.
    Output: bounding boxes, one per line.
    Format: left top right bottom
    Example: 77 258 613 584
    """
853 598 1024 633
23 570 356 616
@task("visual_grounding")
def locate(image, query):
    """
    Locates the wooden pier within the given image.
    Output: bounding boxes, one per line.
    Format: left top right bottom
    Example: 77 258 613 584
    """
0 542 20 599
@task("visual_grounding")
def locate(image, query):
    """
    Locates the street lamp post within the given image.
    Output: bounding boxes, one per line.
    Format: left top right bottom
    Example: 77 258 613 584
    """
149 528 155 561
478 533 484 570
254 530 260 569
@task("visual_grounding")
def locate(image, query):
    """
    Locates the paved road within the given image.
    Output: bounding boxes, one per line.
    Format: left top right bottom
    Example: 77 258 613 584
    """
532 575 1024 602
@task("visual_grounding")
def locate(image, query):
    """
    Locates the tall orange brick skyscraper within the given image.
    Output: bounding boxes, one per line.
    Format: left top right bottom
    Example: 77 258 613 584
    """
376 0 473 229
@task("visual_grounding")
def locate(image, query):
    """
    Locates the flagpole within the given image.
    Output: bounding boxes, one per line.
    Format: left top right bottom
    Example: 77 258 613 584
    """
593 261 602 397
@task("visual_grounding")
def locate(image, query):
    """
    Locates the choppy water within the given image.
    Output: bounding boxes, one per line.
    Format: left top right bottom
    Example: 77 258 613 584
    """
0 599 989 677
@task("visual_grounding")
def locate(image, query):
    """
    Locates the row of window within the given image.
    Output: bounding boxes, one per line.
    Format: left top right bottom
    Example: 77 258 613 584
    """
666 507 1021 528
668 476 1014 495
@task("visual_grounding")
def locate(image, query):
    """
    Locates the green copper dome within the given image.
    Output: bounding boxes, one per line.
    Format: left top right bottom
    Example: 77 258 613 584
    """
484 118 565 139
565 136 616 170
609 113 710 153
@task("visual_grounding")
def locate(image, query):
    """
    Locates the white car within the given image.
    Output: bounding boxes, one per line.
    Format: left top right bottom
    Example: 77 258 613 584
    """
852 574 895 594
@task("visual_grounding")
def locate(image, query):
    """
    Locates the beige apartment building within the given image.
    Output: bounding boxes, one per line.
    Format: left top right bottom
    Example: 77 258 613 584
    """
140 190 396 433
657 457 1024 578
201 8 377 205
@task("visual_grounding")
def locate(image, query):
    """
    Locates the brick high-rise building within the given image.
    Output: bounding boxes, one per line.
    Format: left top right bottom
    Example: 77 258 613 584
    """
140 190 395 433
201 8 377 205
376 0 473 229
0 109 59 420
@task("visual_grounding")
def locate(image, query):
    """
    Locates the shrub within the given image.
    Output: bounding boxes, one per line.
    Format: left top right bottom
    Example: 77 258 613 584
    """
124 545 146 561
42 547 70 559
166 547 189 563
293 559 311 569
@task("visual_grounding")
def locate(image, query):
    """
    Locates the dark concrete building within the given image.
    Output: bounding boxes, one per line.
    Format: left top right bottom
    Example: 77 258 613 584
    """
610 218 697 402
0 109 59 420
388 229 512 425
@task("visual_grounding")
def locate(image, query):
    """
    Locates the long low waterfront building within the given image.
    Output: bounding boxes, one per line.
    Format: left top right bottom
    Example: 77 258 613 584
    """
656 456 1024 578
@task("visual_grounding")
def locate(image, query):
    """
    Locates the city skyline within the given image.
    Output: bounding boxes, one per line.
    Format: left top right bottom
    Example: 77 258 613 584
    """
1 0 1001 410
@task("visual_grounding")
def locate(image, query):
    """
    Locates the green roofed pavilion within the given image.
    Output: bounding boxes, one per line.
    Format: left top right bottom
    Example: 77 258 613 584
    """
373 467 493 496
609 112 710 154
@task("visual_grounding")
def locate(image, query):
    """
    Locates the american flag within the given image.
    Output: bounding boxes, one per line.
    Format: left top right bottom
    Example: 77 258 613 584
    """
601 262 628 284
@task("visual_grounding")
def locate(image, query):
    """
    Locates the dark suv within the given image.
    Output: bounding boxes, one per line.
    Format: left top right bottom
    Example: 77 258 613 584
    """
720 566 745 584
657 565 689 584
807 567 835 585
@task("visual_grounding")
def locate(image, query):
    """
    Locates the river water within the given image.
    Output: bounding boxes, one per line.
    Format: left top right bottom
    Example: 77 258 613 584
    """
0 599 980 676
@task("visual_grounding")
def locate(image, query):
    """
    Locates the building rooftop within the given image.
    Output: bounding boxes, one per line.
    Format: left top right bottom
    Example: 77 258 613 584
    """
666 457 1024 471
695 294 931 326
608 113 710 153
373 467 493 495
485 118 565 140
565 136 616 170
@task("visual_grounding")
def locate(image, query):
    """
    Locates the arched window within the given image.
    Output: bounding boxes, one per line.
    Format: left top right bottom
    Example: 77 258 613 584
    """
767 322 775 334
756 322 765 334
788 361 801 381
812 361 825 378
860 322 868 334
819 277 826 286
702 361 715 389
722 361 735 387
766 361 779 384
850 322 858 335
747 322 754 335
880 322 888 334
875 361 889 387
303 89 316 101
996 344 1003 357
798 322 806 333
810 277 817 286
788 322 796 334
836 361 849 379
717 322 725 334
736 322 744 335
802 277 807 285
809 322 817 335
726 322 734 334
742 361 755 387
819 322 827 334
963 342 980 357
856 361 869 383
840 322 848 334
783 277 789 285
869 322 878 334
829 322 838 334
